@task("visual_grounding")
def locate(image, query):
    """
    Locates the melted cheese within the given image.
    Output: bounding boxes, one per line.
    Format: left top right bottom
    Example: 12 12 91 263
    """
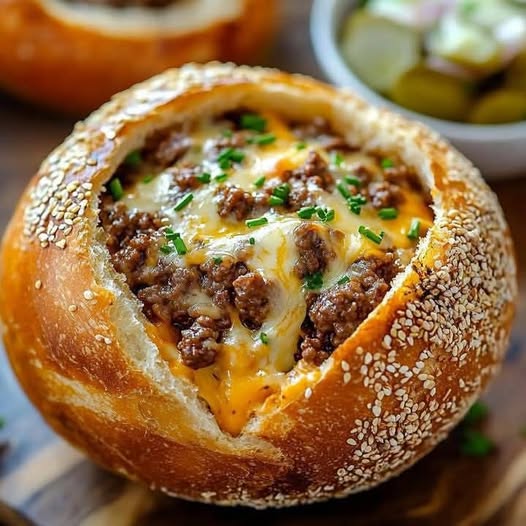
121 112 433 436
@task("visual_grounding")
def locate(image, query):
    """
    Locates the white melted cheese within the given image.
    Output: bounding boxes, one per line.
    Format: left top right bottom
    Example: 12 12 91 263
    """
119 113 433 435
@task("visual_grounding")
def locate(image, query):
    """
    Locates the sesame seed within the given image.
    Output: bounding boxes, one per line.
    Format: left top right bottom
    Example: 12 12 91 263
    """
34 280 42 290
83 290 95 301
343 373 351 384
341 360 350 371
68 304 77 312
304 387 313 399
56 239 67 249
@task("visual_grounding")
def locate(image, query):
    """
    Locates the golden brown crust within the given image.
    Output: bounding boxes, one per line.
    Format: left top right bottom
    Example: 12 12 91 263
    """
0 0 276 114
0 64 517 507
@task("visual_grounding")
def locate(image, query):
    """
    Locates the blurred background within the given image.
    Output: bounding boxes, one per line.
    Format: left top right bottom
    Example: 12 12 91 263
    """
0 1 525 525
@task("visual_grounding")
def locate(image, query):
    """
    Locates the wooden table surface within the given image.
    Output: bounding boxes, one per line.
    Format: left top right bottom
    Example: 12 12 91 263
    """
0 2 525 525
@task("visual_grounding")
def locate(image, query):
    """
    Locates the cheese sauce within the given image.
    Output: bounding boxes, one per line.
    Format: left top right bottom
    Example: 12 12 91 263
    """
100 110 433 435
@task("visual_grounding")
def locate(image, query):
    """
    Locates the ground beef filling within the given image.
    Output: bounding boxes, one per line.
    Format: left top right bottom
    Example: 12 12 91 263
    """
297 254 400 365
99 200 270 369
99 111 431 373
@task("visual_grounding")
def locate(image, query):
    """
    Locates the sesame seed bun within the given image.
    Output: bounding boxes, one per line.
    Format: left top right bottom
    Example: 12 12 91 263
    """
0 64 517 508
0 0 276 114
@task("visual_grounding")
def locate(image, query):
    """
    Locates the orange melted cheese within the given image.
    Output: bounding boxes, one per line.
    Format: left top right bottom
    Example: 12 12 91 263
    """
121 112 433 435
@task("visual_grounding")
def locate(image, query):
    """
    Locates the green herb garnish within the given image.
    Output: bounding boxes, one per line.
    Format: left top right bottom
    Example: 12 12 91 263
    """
460 429 494 457
378 207 399 220
337 181 352 199
173 236 187 256
246 216 268 228
260 332 269 345
217 147 245 169
272 183 291 201
348 194 367 215
254 175 266 188
337 275 350 286
332 152 344 167
124 150 142 167
359 225 384 245
173 193 193 212
297 206 317 220
345 175 362 187
269 195 285 206
197 172 211 184
381 158 395 169
142 174 155 184
407 218 421 240
222 129 233 138
249 237 256 245
304 271 324 290
109 178 124 201
240 113 267 133
316 207 335 222
464 401 489 426
296 142 307 150
214 173 228 183
213 256 223 265
160 244 175 255
249 133 276 146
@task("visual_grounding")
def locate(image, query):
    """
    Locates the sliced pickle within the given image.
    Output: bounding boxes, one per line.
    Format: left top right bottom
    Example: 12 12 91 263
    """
426 15 502 74
468 89 526 124
340 11 421 93
506 51 526 91
390 65 472 121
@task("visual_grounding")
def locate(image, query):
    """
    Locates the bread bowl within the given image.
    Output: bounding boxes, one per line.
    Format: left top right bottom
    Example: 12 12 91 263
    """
0 63 517 508
0 0 275 114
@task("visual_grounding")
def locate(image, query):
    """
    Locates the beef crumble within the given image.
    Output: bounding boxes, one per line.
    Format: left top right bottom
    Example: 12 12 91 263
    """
233 272 271 330
293 223 335 280
297 254 400 365
215 185 255 221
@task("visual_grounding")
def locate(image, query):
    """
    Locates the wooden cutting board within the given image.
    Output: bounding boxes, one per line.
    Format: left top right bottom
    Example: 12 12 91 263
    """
0 2 525 524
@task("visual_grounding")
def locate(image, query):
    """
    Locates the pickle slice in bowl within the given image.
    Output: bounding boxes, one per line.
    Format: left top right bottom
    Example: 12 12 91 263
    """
390 65 472 121
340 11 421 93
468 89 526 124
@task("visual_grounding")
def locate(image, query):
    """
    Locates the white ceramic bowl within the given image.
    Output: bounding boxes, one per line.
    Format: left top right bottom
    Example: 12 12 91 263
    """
311 0 526 179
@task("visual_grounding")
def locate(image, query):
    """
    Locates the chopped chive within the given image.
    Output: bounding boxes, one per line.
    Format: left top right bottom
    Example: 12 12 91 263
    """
246 216 268 228
217 147 245 169
109 178 124 201
349 204 361 215
249 133 276 146
378 207 399 220
269 195 285 206
463 401 489 426
173 193 193 212
316 207 335 222
164 227 180 242
249 237 256 245
337 275 350 286
272 183 291 200
359 225 384 245
381 158 395 169
337 181 351 199
197 172 211 184
213 256 223 265
124 150 142 167
296 141 307 150
254 175 266 188
460 429 494 457
332 152 344 167
160 244 175 255
222 129 233 138
348 194 367 215
214 173 228 183
345 175 362 187
240 113 267 133
260 332 269 345
407 218 421 240
173 236 187 256
297 206 317 220
142 174 155 184
304 271 323 290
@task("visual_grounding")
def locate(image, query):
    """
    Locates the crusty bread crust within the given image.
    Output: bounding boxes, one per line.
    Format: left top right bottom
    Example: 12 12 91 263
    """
0 64 517 508
0 0 276 114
